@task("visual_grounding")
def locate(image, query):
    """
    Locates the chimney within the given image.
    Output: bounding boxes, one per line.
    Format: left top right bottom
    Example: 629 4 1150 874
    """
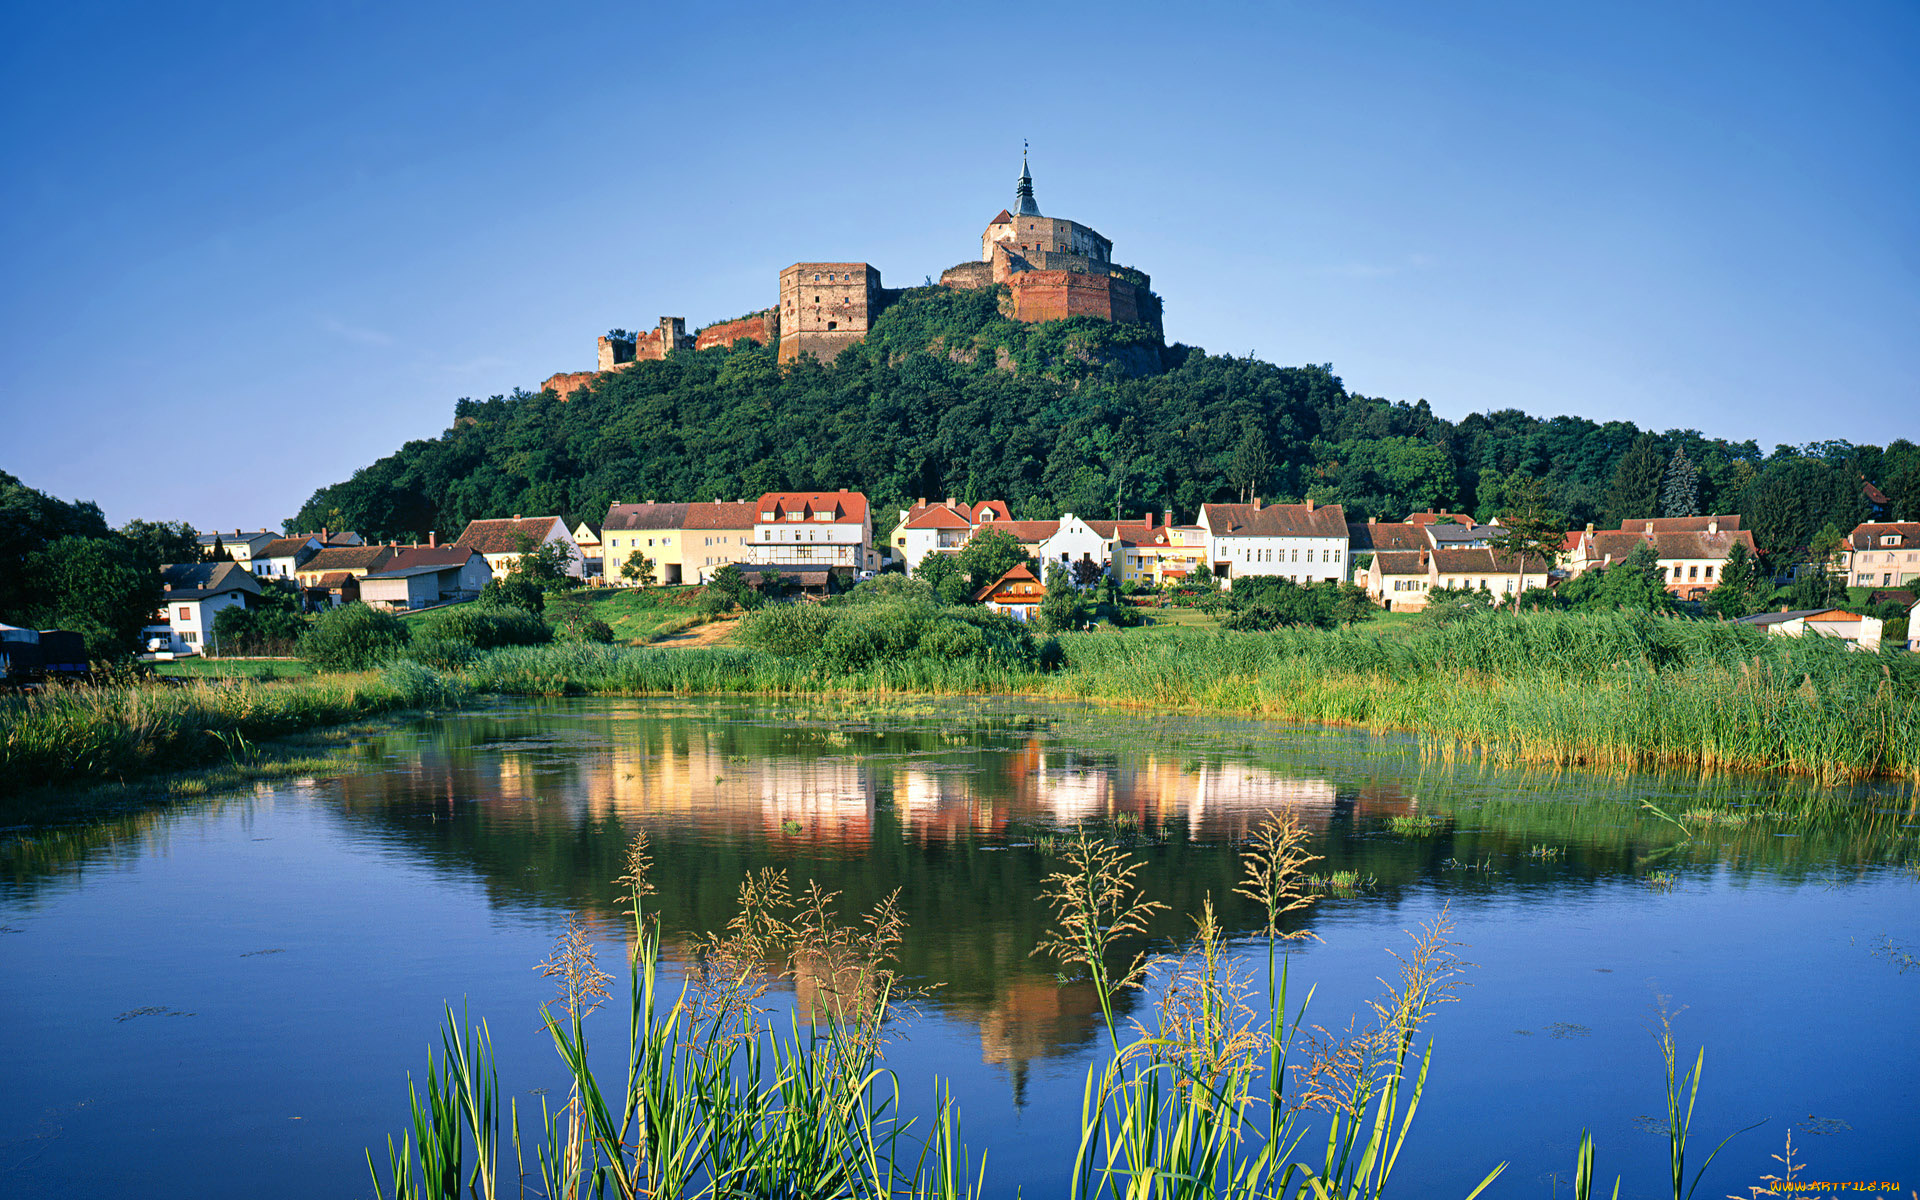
1708 519 1718 535
1164 508 1174 529
1251 496 1263 510
429 531 437 548
1305 497 1316 513
1644 521 1655 534
946 497 958 508
320 527 329 543
1369 516 1377 526
1585 523 1594 534
512 514 522 520
1780 605 1789 613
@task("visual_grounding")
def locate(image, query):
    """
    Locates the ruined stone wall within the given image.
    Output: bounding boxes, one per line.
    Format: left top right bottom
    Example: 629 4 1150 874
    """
693 311 779 352
939 260 995 290
542 371 598 400
779 263 882 363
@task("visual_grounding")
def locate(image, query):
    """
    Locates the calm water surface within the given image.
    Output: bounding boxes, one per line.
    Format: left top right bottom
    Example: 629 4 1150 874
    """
3 697 1916 1198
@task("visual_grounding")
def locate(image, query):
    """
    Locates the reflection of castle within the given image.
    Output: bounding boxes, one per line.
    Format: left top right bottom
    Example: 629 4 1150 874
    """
542 154 1159 395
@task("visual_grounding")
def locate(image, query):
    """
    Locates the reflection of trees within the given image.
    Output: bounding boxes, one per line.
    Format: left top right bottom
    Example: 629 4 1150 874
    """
13 697 1910 1096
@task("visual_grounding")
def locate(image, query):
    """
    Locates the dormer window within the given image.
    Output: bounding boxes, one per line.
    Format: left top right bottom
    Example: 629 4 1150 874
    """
1884 535 1901 546
760 511 775 521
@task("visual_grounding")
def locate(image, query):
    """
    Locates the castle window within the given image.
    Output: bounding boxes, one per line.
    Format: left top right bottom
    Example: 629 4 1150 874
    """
827 321 837 330
813 274 820 281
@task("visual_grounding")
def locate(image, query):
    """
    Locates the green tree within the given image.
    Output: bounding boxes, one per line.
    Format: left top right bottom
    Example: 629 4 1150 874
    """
1035 563 1091 633
1596 543 1673 611
705 563 760 612
118 519 202 570
480 574 546 613
18 535 162 659
1227 426 1271 503
621 549 656 588
952 527 1030 589
1603 435 1664 525
1706 541 1760 619
298 602 410 670
1659 447 1700 518
913 552 971 605
1488 474 1566 571
512 535 577 590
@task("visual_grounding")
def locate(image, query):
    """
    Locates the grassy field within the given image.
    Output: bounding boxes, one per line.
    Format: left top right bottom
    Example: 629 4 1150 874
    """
152 657 314 679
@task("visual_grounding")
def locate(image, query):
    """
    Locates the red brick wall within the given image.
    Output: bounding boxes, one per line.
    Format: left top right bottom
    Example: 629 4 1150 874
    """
1005 271 1145 325
693 311 777 351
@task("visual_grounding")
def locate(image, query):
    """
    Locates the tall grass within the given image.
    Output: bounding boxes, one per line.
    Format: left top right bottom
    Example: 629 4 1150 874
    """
459 610 1919 782
0 663 469 794
369 817 1519 1200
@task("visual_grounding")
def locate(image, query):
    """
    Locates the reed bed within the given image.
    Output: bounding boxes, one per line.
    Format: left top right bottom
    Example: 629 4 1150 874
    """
0 662 468 795
461 611 1919 783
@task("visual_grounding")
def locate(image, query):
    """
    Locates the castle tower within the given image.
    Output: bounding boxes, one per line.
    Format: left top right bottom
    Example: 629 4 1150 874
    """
1014 147 1041 217
778 263 883 363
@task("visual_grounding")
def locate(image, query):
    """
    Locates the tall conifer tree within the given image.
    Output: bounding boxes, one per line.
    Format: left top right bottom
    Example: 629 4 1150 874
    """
1604 435 1665 526
1659 447 1700 518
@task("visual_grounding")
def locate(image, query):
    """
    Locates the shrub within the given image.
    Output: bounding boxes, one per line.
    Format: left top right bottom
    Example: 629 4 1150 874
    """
402 637 479 671
421 603 552 650
298 602 410 671
479 575 545 613
738 604 836 656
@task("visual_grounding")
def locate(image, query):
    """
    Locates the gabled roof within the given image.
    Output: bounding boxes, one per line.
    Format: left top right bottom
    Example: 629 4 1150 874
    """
1372 550 1429 575
988 209 1014 225
1348 522 1428 552
684 501 759 529
315 572 356 588
1865 589 1915 609
1426 523 1503 545
1430 547 1549 575
972 564 1042 603
1082 517 1157 540
903 506 972 530
1589 528 1757 562
384 546 480 571
302 545 395 574
754 491 869 524
159 561 263 599
1614 515 1742 534
1403 510 1474 527
603 503 690 532
1202 502 1348 539
455 516 567 555
995 520 1060 543
258 536 319 559
197 529 277 552
1846 522 1920 551
1737 608 1859 627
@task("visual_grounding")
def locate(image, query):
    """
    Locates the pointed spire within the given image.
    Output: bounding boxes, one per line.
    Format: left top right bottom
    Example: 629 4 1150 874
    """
1014 140 1041 216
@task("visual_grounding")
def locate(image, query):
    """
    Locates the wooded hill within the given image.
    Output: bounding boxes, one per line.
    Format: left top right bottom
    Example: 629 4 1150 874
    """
292 285 1917 558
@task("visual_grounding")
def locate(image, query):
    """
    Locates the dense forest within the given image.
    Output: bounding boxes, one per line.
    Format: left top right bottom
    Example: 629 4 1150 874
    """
293 285 1917 559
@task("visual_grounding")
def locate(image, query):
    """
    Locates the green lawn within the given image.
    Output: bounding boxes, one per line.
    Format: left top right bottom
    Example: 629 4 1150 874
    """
153 657 314 679
399 586 710 645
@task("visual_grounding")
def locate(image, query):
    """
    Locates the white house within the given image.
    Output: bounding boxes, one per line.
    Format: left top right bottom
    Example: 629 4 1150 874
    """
571 521 603 578
893 499 1015 573
454 515 583 579
252 536 322 580
145 562 262 656
1199 499 1349 586
1033 514 1157 580
749 491 874 572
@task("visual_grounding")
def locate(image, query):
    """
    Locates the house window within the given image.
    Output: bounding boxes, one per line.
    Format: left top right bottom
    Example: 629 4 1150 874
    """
1705 565 1714 579
182 631 198 643
178 606 191 621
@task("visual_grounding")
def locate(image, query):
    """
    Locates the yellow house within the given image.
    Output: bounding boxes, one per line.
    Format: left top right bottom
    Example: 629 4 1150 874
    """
1116 523 1207 586
601 501 757 585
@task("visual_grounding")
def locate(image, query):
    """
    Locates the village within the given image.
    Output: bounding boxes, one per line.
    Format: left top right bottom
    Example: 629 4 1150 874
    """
140 490 1920 658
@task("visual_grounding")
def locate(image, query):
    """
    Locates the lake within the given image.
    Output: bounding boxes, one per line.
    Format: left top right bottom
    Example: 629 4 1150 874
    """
2 696 1916 1197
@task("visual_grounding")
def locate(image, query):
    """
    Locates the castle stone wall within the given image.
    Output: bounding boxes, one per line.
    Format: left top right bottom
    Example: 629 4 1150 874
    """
542 371 598 400
939 260 994 290
693 311 779 352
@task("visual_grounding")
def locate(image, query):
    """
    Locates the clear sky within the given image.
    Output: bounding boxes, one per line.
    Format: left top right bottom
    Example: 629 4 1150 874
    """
3 0 1915 531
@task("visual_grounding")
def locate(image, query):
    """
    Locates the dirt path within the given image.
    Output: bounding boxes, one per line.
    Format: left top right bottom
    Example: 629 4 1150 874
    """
648 618 739 648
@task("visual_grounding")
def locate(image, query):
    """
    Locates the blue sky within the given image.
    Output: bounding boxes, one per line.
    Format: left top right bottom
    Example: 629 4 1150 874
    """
3 0 1915 530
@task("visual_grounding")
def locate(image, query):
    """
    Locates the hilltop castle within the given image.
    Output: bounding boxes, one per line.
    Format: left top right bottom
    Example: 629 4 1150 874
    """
541 155 1156 397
